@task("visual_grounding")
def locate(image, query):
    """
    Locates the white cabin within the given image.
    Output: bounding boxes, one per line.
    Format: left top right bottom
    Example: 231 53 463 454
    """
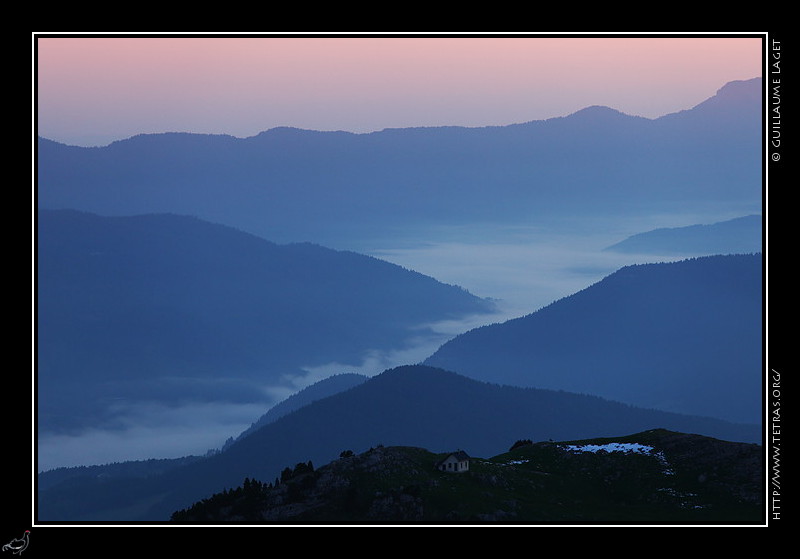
436 451 470 473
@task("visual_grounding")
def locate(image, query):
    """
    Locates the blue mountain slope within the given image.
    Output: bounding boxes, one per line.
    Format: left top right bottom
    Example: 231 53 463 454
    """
424 254 763 425
36 210 494 435
222 373 369 449
604 215 763 255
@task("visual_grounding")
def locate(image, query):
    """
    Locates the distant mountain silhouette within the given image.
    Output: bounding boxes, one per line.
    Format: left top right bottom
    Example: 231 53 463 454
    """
604 215 762 255
36 78 762 244
425 254 762 425
36 210 494 435
37 365 760 522
657 79 762 129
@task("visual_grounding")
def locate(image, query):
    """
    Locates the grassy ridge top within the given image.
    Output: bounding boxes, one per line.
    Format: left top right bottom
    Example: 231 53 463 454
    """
171 429 763 525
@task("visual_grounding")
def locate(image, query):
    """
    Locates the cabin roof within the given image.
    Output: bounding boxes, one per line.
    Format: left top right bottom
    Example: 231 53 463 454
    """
439 450 470 462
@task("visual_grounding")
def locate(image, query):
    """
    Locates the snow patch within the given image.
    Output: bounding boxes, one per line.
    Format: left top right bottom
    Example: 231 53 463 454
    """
562 442 675 475
563 442 654 454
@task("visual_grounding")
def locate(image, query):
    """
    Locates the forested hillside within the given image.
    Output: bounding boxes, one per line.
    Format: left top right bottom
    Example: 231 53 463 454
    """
425 254 762 425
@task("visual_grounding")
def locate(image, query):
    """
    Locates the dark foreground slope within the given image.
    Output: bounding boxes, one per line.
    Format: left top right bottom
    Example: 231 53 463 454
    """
37 365 760 522
170 429 763 524
37 210 493 435
425 254 763 425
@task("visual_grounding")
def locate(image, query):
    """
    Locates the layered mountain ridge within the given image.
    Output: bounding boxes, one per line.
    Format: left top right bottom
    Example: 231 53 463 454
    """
36 78 762 244
34 76 765 525
37 364 760 522
37 209 494 436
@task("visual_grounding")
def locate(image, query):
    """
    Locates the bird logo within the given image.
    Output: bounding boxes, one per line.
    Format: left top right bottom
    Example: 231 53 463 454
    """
2 531 29 555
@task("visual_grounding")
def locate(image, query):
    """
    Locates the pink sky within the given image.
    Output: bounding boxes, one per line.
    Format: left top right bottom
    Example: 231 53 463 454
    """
35 34 764 146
